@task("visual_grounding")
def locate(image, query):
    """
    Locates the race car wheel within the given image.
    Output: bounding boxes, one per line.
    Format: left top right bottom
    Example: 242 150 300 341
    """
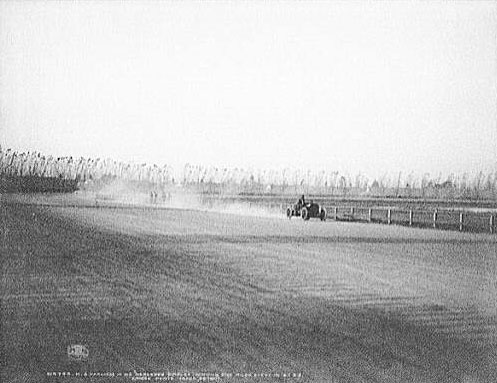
301 207 309 220
286 207 292 219
320 207 327 221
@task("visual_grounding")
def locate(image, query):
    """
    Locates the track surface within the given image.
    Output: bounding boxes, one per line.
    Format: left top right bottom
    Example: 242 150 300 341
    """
1 197 497 382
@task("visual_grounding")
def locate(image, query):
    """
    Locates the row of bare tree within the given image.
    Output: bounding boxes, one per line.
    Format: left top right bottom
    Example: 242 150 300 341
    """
0 148 174 184
1 147 496 199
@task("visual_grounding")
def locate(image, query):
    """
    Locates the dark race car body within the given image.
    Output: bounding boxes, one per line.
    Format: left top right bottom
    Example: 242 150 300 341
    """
286 201 327 221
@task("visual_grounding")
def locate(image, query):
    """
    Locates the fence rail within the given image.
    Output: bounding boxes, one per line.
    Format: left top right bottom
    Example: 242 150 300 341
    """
238 198 496 234
327 205 496 234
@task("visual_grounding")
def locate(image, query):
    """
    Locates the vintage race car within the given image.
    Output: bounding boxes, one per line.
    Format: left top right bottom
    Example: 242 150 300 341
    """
287 201 327 221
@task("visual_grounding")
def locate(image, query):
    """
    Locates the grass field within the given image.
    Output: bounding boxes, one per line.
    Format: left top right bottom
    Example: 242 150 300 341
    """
1 194 497 382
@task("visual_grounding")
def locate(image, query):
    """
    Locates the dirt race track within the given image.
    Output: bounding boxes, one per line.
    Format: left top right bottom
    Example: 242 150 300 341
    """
1 196 497 383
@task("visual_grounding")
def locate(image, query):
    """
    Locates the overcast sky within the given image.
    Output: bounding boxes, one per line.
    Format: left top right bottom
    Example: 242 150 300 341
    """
1 0 496 177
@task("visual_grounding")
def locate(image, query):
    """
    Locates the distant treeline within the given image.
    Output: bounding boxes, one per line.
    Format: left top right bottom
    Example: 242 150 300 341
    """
1 147 496 199
0 174 78 193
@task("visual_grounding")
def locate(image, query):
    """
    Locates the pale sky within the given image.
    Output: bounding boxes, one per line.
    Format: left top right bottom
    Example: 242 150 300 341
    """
1 0 496 177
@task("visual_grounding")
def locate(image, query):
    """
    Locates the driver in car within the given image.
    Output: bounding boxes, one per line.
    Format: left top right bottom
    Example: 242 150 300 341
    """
297 194 306 210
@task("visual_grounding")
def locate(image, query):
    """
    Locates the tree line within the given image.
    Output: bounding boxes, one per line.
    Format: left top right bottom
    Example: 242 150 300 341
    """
1 147 496 199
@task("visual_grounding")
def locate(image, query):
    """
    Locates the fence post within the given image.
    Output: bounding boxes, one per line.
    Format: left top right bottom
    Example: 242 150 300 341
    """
491 215 495 234
368 208 372 222
350 207 354 220
387 209 391 225
459 212 464 232
433 209 438 229
334 207 338 220
409 210 413 226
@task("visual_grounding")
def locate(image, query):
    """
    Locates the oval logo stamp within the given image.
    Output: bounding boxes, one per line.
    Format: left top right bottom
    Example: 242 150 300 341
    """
67 344 89 361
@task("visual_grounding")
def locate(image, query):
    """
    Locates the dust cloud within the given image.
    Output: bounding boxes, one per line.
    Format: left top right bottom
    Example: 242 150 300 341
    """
75 179 286 219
